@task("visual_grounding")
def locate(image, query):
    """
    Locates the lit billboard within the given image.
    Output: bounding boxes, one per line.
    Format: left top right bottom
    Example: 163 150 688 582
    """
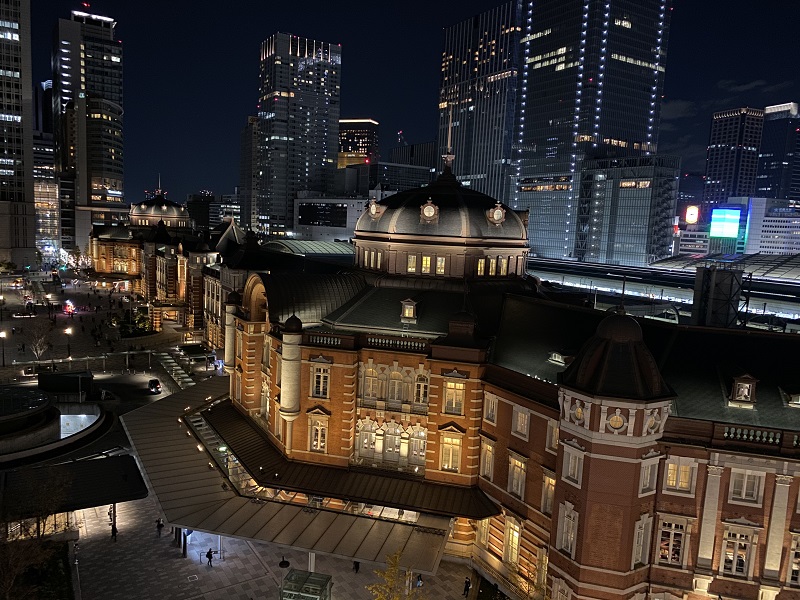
685 205 699 224
709 208 741 238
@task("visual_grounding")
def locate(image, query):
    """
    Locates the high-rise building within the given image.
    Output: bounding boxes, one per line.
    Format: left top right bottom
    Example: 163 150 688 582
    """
338 118 379 168
701 107 763 214
33 80 58 263
0 0 36 268
512 0 672 260
53 9 125 252
388 141 437 170
575 155 679 266
437 2 522 202
238 116 259 231
756 102 800 203
256 33 341 236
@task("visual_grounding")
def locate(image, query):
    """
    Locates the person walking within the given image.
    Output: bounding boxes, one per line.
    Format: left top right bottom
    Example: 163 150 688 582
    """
463 576 471 597
156 518 164 537
111 524 118 542
206 548 214 566
352 560 360 573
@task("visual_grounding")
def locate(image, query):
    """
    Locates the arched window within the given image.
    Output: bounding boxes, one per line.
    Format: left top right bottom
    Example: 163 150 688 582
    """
356 419 377 460
414 375 429 404
363 367 379 399
409 427 427 468
384 422 402 462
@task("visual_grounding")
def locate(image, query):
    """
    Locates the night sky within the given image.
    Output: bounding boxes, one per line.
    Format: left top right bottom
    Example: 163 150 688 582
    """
31 0 800 203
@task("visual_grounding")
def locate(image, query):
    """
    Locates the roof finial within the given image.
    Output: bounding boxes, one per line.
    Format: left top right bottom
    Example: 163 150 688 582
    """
157 173 161 194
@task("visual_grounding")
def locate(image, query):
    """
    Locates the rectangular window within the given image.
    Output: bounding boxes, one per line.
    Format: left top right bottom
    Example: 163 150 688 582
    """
407 254 417 273
481 440 494 480
559 504 578 557
562 446 583 488
477 258 485 276
376 252 382 269
508 455 527 499
441 435 461 472
312 366 329 398
370 250 375 269
499 257 508 276
310 420 327 452
542 475 555 515
488 257 497 276
730 470 763 504
791 536 800 584
512 406 529 439
504 518 521 565
663 459 696 495
444 380 465 415
546 420 559 453
659 520 685 567
421 255 431 274
640 461 658 495
477 518 490 547
484 394 497 424
436 256 446 275
632 515 652 567
414 376 428 404
722 529 753 577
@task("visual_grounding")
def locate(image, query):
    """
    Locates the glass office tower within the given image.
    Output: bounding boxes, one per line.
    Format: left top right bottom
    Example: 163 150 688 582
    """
256 33 341 236
512 0 671 259
756 102 800 203
437 1 522 202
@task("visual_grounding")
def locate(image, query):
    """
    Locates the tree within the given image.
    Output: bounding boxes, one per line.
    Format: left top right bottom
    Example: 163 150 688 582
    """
366 550 426 600
26 320 52 361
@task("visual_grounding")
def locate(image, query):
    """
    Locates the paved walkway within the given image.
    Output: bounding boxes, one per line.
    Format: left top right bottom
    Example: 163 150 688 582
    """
76 495 475 600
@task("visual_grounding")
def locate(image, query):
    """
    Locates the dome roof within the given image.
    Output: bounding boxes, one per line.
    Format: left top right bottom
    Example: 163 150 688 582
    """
130 195 187 219
559 312 673 401
284 314 303 333
354 168 527 241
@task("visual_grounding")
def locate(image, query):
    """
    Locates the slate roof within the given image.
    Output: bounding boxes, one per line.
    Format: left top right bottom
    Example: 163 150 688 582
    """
262 240 355 256
203 400 499 520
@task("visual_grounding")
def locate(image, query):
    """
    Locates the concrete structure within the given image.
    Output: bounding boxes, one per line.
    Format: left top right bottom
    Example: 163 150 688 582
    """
255 33 341 236
437 2 521 202
0 0 36 268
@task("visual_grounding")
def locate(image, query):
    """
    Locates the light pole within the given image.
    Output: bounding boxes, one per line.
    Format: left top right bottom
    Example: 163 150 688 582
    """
0 330 5 367
0 294 4 322
65 327 72 359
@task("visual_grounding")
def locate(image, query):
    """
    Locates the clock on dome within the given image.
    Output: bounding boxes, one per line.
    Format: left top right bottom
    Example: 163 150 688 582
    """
420 201 438 221
487 203 506 224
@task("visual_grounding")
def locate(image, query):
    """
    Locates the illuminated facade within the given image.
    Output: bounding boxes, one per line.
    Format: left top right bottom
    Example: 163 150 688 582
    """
575 155 679 266
338 118 379 168
33 130 59 261
0 0 36 267
512 0 672 259
255 33 341 235
702 107 764 214
756 103 800 203
438 2 522 202
53 9 125 252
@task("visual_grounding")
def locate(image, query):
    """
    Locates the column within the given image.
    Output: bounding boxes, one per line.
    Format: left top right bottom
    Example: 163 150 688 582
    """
279 320 303 455
308 551 316 572
223 304 236 374
762 474 793 581
696 465 724 572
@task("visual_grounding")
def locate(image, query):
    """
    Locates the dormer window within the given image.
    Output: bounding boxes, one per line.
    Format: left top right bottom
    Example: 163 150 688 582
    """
548 352 566 366
401 299 417 323
729 374 758 409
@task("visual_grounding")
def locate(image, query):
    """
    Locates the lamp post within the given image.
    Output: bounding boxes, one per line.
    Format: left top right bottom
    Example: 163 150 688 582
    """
65 327 72 359
0 330 5 367
0 294 4 322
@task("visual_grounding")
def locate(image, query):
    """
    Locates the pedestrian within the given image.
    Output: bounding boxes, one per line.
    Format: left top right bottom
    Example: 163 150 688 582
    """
416 574 423 588
463 576 471 597
111 524 118 541
156 518 164 537
21 343 25 352
206 548 214 567
353 560 360 573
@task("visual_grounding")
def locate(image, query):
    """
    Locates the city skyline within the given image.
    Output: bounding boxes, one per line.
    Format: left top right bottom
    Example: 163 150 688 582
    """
30 0 800 204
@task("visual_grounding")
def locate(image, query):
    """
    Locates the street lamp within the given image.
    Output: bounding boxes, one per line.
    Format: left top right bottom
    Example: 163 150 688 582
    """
0 294 4 322
0 330 5 367
65 327 72 358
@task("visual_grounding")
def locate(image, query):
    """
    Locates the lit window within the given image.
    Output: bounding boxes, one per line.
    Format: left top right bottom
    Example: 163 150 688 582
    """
356 419 377 460
441 434 461 472
312 365 329 398
558 502 578 557
790 536 800 584
409 427 427 467
546 420 559 453
414 375 428 404
729 470 764 505
499 257 508 276
376 252 382 269
477 518 490 547
542 475 555 515
484 393 497 424
310 418 327 452
721 528 755 577
477 258 485 276
363 367 379 399
387 371 404 402
503 517 521 565
421 256 431 274
444 380 465 415
663 459 696 495
512 406 529 439
488 257 497 276
407 255 417 273
370 250 375 269
508 454 527 499
436 256 446 275
658 519 686 567
481 439 494 480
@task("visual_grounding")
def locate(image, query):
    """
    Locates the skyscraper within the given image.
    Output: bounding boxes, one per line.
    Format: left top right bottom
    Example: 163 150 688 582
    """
512 0 672 259
437 2 522 202
756 102 800 202
0 0 36 268
338 118 379 168
33 81 58 262
238 116 259 231
256 33 341 236
53 9 125 252
702 107 763 213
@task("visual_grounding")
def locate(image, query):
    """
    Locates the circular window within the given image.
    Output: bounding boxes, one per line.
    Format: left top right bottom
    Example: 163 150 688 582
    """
608 413 625 431
573 406 584 422
423 204 436 218
646 413 660 433
493 208 504 221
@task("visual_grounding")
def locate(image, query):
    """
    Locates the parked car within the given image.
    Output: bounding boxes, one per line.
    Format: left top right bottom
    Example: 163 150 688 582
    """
148 378 162 394
22 365 53 377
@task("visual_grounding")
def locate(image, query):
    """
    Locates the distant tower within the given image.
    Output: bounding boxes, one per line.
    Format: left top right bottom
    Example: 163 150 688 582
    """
53 8 125 252
756 102 800 202
338 119 379 168
239 116 259 230
34 82 59 261
255 33 341 236
513 0 673 259
702 107 763 215
0 0 36 268
437 2 522 202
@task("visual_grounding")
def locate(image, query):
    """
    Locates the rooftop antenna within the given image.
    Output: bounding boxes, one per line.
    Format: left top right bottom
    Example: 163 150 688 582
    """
442 103 455 170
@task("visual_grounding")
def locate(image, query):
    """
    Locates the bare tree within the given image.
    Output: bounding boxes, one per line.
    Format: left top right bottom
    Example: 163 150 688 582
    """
367 550 426 600
0 539 56 600
25 320 51 361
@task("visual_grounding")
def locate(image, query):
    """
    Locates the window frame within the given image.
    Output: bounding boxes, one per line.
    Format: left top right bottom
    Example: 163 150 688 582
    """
309 416 328 453
728 469 765 507
658 517 688 568
720 526 757 579
406 254 417 273
503 516 521 565
557 502 578 558
484 393 498 424
421 255 431 274
511 405 530 441
546 419 559 454
480 438 495 481
631 514 653 569
436 256 446 275
639 457 660 497
561 444 584 489
311 365 330 399
440 433 462 473
662 458 697 497
541 473 555 515
443 379 465 415
508 453 527 500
